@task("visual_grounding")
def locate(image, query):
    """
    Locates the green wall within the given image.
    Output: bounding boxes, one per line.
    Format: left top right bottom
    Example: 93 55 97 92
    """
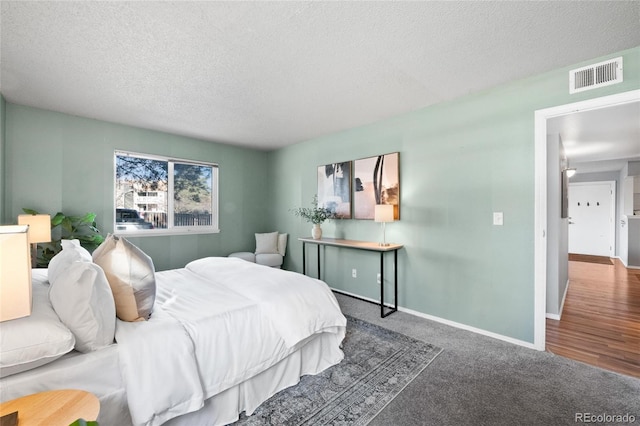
2 105 270 270
268 46 640 344
2 47 638 344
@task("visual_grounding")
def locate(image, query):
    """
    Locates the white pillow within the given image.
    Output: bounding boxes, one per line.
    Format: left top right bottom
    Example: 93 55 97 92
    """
48 239 92 284
255 232 279 254
49 261 116 353
0 272 75 378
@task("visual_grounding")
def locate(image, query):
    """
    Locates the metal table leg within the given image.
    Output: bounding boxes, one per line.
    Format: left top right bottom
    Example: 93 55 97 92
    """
302 241 306 275
381 249 398 318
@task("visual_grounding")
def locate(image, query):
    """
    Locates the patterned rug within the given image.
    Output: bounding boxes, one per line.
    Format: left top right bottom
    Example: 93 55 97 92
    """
235 315 443 425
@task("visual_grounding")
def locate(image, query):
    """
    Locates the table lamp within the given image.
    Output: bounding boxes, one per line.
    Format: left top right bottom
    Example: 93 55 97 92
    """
18 214 51 267
0 225 32 321
374 204 394 246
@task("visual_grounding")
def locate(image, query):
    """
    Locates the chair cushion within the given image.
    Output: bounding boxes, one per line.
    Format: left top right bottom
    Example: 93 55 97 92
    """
229 252 256 262
256 253 283 268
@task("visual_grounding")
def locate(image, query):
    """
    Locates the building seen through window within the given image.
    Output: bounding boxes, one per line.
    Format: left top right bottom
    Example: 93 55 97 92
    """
115 151 218 234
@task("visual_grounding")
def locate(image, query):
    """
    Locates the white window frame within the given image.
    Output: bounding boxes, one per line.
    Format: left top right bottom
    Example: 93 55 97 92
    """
114 150 219 236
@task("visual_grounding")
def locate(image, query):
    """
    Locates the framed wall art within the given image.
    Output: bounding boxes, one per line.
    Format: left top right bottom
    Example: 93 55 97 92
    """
317 161 352 219
353 152 399 220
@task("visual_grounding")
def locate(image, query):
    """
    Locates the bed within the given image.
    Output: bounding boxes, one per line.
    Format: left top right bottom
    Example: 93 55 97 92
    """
0 255 347 426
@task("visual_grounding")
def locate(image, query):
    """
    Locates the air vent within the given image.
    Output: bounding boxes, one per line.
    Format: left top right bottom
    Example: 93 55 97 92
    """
570 57 623 94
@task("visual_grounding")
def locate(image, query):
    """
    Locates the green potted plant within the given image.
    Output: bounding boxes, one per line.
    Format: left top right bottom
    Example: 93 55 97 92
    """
290 195 335 239
22 208 105 267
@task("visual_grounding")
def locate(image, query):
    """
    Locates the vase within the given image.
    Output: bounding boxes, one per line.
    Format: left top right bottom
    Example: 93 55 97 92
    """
311 224 322 240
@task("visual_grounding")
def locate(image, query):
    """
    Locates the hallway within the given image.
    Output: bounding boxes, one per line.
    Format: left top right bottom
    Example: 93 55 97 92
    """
546 257 640 378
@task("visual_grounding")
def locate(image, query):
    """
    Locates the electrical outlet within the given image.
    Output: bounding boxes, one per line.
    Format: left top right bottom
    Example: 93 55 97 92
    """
352 269 357 278
377 273 381 284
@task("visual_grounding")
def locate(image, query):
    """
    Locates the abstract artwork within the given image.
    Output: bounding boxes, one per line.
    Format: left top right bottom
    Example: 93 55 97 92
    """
317 161 352 219
353 152 399 220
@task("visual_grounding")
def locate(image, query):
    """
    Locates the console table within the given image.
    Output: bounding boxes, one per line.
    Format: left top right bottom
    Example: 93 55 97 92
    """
298 237 403 317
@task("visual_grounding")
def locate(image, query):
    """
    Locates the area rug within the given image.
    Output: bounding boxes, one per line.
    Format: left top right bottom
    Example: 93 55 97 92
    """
568 253 613 265
235 315 443 425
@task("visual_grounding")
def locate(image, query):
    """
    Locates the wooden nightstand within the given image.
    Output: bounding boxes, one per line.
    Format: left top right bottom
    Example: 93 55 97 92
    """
0 389 99 426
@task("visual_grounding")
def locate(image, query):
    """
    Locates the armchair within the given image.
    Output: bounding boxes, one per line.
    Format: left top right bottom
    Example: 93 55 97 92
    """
229 232 287 268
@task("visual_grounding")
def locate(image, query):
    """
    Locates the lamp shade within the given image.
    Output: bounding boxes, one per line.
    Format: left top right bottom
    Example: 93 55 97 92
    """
0 225 32 321
374 204 394 223
18 214 51 244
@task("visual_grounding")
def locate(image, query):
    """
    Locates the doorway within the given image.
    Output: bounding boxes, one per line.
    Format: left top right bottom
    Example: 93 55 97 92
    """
568 181 616 257
533 89 640 350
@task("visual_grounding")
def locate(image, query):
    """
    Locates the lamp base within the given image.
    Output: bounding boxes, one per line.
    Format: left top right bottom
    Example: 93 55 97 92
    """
31 243 38 268
378 242 390 247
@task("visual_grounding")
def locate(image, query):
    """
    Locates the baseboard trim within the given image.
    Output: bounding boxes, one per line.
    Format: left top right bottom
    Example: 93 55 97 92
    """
560 278 570 315
546 278 570 321
332 288 537 351
614 256 628 268
613 256 640 269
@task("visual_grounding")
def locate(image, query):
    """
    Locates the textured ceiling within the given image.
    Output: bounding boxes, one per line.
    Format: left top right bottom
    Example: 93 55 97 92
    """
1 1 640 150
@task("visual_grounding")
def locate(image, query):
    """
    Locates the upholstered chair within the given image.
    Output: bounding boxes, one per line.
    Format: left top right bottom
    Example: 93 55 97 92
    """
229 232 287 268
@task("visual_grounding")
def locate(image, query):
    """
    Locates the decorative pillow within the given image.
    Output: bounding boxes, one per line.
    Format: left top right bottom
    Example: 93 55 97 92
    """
255 232 279 254
277 233 288 257
48 239 92 284
92 234 156 322
0 271 75 378
49 261 116 353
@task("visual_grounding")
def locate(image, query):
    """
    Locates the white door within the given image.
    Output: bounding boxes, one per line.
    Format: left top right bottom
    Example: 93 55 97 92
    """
568 181 615 257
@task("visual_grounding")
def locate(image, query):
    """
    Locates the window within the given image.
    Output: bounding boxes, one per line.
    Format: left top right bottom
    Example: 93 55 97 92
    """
114 151 219 235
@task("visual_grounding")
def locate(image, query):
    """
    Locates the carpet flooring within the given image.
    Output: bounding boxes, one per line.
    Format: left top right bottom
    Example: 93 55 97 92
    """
235 294 640 425
336 294 640 426
236 315 442 425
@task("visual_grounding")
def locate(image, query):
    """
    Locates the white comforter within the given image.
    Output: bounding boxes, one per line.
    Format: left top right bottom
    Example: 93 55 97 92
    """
116 257 346 426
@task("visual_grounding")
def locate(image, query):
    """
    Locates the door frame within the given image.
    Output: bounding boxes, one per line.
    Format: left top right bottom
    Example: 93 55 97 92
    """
568 181 616 257
533 89 639 351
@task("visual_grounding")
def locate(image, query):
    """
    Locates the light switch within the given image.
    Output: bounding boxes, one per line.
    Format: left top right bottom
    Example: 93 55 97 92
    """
493 212 504 226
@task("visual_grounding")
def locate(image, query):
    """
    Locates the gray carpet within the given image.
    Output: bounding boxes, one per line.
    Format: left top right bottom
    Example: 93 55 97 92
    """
236 315 442 425
235 294 639 425
336 294 640 426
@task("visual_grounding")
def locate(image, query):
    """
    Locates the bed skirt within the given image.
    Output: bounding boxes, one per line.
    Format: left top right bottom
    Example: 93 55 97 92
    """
165 330 342 425
1 331 342 426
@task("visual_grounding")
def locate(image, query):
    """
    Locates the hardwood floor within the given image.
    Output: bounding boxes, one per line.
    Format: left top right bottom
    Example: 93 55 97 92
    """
546 256 640 378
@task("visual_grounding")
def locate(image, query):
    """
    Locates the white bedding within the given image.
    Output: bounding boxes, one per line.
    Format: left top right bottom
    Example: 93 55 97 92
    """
117 257 346 426
1 258 346 426
185 257 346 347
